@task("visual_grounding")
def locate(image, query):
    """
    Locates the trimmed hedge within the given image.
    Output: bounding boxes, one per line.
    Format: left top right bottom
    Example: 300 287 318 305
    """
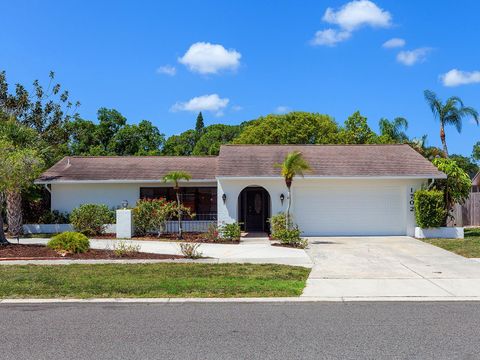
47 232 90 254
414 189 446 228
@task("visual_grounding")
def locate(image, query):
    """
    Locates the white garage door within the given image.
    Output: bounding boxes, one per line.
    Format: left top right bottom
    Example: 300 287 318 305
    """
293 181 406 236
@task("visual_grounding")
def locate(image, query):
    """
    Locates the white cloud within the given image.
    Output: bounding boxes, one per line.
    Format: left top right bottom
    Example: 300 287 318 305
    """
311 29 351 46
231 105 243 112
396 48 431 66
440 69 480 87
178 42 241 74
312 0 392 46
382 38 405 49
323 0 392 31
275 106 291 114
156 65 176 76
171 94 229 116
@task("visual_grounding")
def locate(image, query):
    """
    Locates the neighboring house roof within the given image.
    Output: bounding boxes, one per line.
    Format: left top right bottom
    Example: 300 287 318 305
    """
36 144 446 183
216 144 446 178
472 171 480 186
36 156 218 183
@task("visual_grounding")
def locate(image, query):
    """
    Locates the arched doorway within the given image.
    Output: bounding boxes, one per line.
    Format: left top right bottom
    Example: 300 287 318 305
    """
238 186 271 233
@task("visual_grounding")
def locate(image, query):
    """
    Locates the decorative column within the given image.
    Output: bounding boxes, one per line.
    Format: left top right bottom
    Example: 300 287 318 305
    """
116 209 133 239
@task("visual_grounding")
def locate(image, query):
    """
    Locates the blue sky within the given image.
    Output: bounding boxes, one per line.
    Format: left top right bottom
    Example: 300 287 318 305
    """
1 0 479 156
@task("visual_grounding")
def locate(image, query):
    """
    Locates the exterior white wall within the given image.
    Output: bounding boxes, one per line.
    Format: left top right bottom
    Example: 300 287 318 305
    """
217 178 287 226
217 177 425 236
50 181 216 213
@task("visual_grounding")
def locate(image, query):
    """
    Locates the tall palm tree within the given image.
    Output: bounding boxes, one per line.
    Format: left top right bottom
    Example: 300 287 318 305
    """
379 117 409 142
277 151 311 229
424 90 479 157
163 171 192 239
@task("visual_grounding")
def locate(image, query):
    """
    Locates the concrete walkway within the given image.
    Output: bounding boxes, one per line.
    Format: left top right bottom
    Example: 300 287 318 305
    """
303 236 480 298
13 237 312 267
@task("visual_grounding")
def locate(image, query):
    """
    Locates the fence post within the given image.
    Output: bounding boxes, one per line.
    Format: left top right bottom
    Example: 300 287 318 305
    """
116 209 133 239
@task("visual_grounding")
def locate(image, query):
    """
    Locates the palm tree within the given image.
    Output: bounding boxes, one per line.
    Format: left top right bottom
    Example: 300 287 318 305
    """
277 151 311 229
163 171 192 239
424 90 479 157
379 117 409 142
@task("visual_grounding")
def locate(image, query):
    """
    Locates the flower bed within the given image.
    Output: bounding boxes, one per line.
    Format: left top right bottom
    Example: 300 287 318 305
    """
0 244 184 260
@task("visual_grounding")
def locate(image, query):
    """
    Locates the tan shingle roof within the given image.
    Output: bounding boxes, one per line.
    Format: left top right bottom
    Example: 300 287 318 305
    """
217 144 446 178
37 144 445 183
37 156 218 182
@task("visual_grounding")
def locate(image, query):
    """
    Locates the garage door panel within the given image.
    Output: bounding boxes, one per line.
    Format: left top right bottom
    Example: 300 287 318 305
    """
293 183 405 236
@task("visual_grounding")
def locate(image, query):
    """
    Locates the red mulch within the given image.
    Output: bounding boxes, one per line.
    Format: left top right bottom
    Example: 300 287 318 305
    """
94 232 240 244
0 244 184 260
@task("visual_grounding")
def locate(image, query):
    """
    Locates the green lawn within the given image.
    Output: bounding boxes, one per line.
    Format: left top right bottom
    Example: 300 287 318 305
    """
420 228 480 258
0 263 310 299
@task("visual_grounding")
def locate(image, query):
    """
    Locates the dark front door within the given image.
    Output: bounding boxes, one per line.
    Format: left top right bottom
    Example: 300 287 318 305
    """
239 187 270 232
245 190 264 231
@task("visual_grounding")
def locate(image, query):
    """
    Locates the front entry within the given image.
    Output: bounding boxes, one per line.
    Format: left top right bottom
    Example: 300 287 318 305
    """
238 187 271 232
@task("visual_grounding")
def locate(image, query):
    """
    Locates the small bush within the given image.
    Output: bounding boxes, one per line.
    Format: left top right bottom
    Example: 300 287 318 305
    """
414 189 446 228
220 222 241 242
133 198 176 236
275 226 308 249
38 210 70 224
268 213 291 239
203 223 222 242
70 204 114 236
47 232 90 254
113 240 141 257
179 242 202 259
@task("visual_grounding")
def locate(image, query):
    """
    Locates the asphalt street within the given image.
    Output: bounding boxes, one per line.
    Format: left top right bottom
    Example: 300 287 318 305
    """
1 302 480 359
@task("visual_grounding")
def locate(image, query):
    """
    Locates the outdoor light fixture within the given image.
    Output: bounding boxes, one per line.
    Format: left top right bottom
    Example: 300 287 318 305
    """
121 200 129 209
280 193 285 205
222 193 227 204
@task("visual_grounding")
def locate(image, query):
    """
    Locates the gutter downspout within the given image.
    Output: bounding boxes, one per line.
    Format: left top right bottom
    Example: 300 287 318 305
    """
44 184 51 193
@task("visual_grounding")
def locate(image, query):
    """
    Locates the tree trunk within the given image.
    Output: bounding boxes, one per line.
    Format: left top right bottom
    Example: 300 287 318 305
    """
286 185 292 230
0 192 8 245
176 188 183 240
440 124 448 157
6 189 23 236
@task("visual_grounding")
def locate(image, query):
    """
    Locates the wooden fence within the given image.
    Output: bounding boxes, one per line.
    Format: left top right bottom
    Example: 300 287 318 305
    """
450 192 480 226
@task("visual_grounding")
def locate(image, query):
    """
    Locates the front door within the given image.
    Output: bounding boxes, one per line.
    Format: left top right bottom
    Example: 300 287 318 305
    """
239 187 270 232
245 189 264 231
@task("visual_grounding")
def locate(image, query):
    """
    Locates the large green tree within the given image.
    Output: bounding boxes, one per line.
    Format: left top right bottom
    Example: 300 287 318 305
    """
378 117 409 143
108 120 164 155
195 112 205 133
0 70 79 165
449 154 479 179
162 130 198 156
193 124 242 155
339 111 377 144
234 112 339 144
424 90 478 157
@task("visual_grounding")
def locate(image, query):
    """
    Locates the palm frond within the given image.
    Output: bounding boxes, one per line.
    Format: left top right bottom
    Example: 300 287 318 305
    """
424 90 441 119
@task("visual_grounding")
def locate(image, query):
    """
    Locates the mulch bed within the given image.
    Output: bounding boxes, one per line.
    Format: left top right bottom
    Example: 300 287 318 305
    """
94 232 240 244
0 244 184 260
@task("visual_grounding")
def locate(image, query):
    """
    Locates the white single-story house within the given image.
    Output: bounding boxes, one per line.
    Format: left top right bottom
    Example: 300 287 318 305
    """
36 144 446 236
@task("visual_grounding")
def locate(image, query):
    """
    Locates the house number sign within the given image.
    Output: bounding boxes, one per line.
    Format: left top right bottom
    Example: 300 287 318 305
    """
409 187 414 212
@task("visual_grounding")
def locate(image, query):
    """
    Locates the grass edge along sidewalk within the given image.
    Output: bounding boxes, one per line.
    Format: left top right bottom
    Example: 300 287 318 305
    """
0 263 310 299
420 228 480 258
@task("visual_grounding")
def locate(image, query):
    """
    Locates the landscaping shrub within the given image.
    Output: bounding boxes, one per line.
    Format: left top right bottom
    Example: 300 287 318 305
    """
414 189 446 228
275 226 308 249
203 223 222 242
112 240 141 257
70 204 114 236
179 242 202 259
132 198 176 236
47 232 90 254
219 222 241 242
38 210 70 224
268 213 291 239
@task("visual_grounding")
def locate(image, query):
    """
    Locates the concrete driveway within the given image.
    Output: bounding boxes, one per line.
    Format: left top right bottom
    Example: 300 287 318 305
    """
303 236 480 299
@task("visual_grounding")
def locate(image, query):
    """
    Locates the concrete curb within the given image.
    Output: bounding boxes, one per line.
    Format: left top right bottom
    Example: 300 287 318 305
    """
2 296 480 304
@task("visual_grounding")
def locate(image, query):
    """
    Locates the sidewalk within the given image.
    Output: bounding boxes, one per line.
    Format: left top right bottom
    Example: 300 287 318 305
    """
10 237 313 267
